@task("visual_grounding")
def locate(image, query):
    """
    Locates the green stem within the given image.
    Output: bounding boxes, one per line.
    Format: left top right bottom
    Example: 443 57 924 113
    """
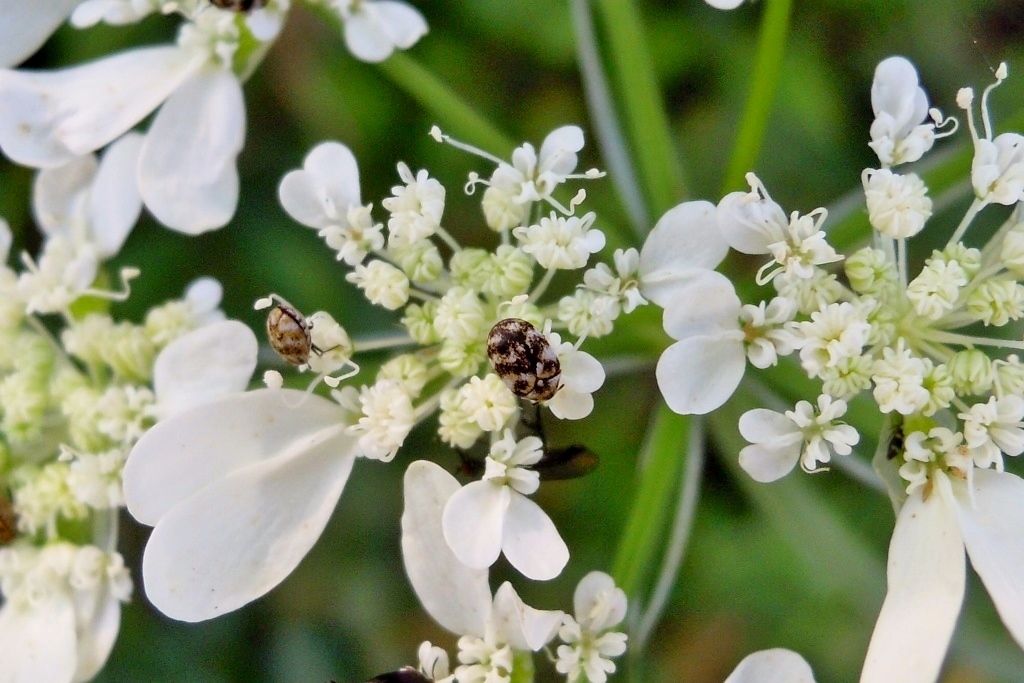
721 0 794 193
594 0 687 218
611 404 689 598
377 52 516 156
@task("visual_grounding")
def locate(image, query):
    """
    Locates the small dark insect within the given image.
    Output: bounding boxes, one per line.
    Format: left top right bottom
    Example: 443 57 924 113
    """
367 668 432 683
266 301 313 366
0 493 16 545
531 444 600 480
486 318 561 402
886 419 905 460
208 0 266 11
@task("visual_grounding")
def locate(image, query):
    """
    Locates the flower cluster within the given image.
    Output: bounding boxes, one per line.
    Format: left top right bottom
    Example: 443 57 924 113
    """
0 0 427 233
120 125 652 680
641 55 1024 682
0 145 263 680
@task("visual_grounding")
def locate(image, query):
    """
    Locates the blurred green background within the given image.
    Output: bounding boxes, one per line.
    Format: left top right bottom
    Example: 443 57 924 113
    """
4 0 1024 680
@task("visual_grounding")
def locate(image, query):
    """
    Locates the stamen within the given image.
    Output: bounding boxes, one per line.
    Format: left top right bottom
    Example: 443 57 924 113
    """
82 267 140 303
323 360 360 388
463 171 489 195
930 108 960 139
957 87 981 143
755 260 781 286
979 62 1008 141
429 125 505 166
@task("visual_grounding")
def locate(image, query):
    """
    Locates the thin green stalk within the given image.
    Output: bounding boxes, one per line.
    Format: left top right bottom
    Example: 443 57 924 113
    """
612 404 689 598
594 0 687 218
570 0 650 237
377 52 516 156
721 0 794 193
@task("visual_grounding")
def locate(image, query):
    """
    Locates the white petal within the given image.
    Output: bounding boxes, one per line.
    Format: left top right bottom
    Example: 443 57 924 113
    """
0 0 79 67
87 132 144 257
725 649 815 683
872 56 921 120
738 442 801 483
279 141 361 229
124 388 347 526
546 388 594 421
139 69 244 233
860 490 965 683
559 348 605 395
501 493 568 581
738 409 798 443
656 335 746 415
0 597 78 683
373 1 428 49
185 276 223 316
152 319 257 419
704 0 745 8
32 154 97 236
716 190 788 255
142 427 356 622
660 270 741 340
490 582 563 651
573 571 626 631
0 47 197 167
955 469 1024 649
401 461 491 637
73 594 121 682
639 200 728 306
344 7 398 63
442 480 510 570
538 125 584 177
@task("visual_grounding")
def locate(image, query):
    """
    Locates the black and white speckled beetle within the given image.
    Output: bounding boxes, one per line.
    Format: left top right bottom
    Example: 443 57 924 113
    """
208 0 266 11
486 318 562 402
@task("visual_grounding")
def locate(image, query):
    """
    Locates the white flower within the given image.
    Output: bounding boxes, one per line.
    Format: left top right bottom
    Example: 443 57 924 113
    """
331 0 428 63
871 339 930 415
488 125 587 210
654 271 745 415
725 649 816 683
638 200 728 308
416 641 453 682
144 276 226 345
66 449 127 510
124 389 358 621
960 395 1024 470
0 543 132 683
738 395 859 482
555 572 628 683
869 56 937 167
793 301 871 378
863 168 932 239
279 141 385 265
346 259 410 310
442 432 569 581
583 247 646 314
739 297 797 369
345 379 415 462
457 374 519 433
514 211 605 270
382 162 445 248
972 133 1024 205
545 332 605 420
0 0 79 67
0 11 253 233
906 255 968 320
861 468 1024 683
402 461 564 675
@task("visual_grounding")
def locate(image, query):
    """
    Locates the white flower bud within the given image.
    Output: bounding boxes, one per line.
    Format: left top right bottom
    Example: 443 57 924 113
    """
437 338 485 378
949 349 993 395
378 354 430 396
382 163 444 248
346 259 410 310
437 389 482 449
995 355 1024 395
62 315 115 366
393 240 444 284
906 254 967 320
965 278 1024 326
0 371 50 444
1000 223 1024 276
514 212 605 270
401 301 440 345
12 463 88 535
458 374 518 432
101 323 157 382
558 290 619 338
863 169 932 238
486 245 534 299
481 185 528 232
434 287 487 344
450 249 492 290
845 247 897 296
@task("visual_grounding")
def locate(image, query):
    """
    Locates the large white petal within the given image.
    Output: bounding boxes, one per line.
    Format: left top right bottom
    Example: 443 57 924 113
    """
0 0 79 67
639 200 729 306
490 582 563 651
501 493 568 581
660 270 741 340
124 388 347 526
655 335 746 415
0 597 78 683
344 7 397 63
738 408 798 443
152 319 257 420
139 69 244 234
88 132 144 257
725 649 815 683
279 141 361 229
401 461 491 638
141 427 357 622
538 125 584 177
738 442 801 483
546 387 594 421
374 1 428 49
32 154 97 237
955 469 1024 648
860 490 965 683
73 593 121 682
0 47 197 167
442 480 510 570
559 348 605 395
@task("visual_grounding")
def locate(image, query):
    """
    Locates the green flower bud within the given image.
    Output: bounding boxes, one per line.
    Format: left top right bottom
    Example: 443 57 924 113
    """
401 301 440 345
144 301 195 347
845 247 896 295
921 362 955 416
394 241 444 285
486 246 534 299
438 338 485 378
450 249 492 290
965 279 1024 327
941 243 982 278
377 354 431 396
101 323 156 382
948 349 993 396
0 371 50 445
996 355 1024 395
999 223 1024 277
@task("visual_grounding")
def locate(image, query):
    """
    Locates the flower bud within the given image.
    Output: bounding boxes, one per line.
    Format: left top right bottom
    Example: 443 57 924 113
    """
401 301 439 345
845 247 896 296
450 248 492 290
394 241 444 285
965 279 1024 326
101 323 156 382
863 169 932 239
948 349 993 396
1000 223 1024 276
486 246 533 299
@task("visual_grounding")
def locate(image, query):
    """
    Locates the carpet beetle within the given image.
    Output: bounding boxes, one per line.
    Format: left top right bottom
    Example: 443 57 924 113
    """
265 300 313 367
486 318 561 402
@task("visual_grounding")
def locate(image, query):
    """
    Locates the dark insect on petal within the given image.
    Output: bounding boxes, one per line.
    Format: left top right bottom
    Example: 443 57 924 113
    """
486 318 561 402
367 667 432 683
530 445 600 480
